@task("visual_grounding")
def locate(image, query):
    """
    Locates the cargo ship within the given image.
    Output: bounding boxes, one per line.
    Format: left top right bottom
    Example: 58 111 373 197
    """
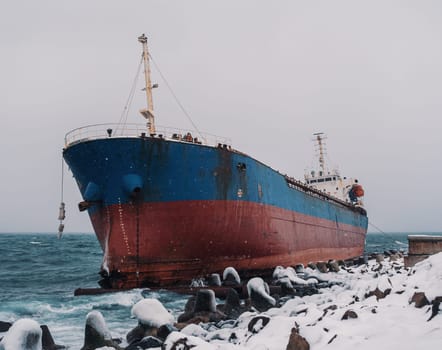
62 34 368 289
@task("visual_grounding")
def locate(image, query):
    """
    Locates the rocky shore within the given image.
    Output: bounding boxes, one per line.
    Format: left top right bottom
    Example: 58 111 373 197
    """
1 251 442 350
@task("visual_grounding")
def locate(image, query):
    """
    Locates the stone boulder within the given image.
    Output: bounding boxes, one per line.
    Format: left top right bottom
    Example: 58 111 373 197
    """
0 321 11 332
193 289 216 313
125 336 162 350
126 324 157 345
222 267 241 286
80 311 121 350
316 261 328 273
247 316 270 334
0 319 42 350
247 278 276 312
177 290 226 326
217 288 243 319
162 331 215 350
327 260 340 273
428 298 441 321
341 310 358 320
307 262 317 270
410 292 430 308
365 287 391 301
41 325 66 350
207 273 221 287
286 327 310 350
375 254 384 263
127 298 175 345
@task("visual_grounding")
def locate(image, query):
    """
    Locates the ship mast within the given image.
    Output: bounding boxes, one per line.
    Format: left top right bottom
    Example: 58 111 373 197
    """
314 132 326 175
138 34 156 135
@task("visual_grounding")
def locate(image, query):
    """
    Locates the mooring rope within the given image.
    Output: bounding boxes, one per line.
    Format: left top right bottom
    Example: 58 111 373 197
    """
368 221 387 235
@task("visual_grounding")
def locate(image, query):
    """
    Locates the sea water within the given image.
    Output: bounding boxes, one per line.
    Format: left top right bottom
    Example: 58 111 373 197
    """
0 232 441 348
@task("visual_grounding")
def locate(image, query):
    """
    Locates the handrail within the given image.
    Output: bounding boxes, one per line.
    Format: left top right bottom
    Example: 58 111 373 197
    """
284 175 366 214
64 123 231 148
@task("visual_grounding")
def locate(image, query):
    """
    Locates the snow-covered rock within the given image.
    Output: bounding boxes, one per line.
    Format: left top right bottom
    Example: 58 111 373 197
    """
131 298 174 327
193 289 217 313
170 254 442 350
407 252 442 301
162 331 216 350
223 267 241 285
273 266 309 286
85 311 111 340
247 277 276 312
81 311 120 350
0 318 42 350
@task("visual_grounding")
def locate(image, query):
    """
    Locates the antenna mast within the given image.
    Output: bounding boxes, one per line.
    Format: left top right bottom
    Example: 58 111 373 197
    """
314 132 327 174
138 34 156 135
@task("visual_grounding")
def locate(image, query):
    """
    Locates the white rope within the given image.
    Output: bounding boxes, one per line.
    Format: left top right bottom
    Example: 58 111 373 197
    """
368 222 387 235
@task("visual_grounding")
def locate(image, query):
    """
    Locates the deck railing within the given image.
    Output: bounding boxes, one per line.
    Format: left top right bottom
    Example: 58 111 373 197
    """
285 175 366 214
64 123 231 148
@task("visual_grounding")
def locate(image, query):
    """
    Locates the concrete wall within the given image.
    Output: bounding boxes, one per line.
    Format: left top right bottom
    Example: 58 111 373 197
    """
405 235 442 267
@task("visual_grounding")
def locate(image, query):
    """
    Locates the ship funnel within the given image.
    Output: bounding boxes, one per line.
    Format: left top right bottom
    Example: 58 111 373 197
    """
123 174 143 198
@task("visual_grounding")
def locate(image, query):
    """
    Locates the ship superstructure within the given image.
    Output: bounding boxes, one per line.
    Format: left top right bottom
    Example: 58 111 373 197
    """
305 133 364 205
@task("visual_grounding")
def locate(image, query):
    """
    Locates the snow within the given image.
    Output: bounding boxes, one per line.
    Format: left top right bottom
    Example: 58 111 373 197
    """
246 277 276 306
375 274 392 293
223 267 241 284
85 311 111 340
0 318 42 350
165 253 442 349
181 323 209 338
273 266 308 285
131 298 175 327
406 252 442 300
162 331 217 350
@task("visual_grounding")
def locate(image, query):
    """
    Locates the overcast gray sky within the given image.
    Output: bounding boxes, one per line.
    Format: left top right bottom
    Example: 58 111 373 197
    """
1 0 442 233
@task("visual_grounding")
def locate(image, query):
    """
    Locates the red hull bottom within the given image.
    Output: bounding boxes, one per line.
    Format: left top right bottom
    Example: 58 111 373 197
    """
90 200 366 289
